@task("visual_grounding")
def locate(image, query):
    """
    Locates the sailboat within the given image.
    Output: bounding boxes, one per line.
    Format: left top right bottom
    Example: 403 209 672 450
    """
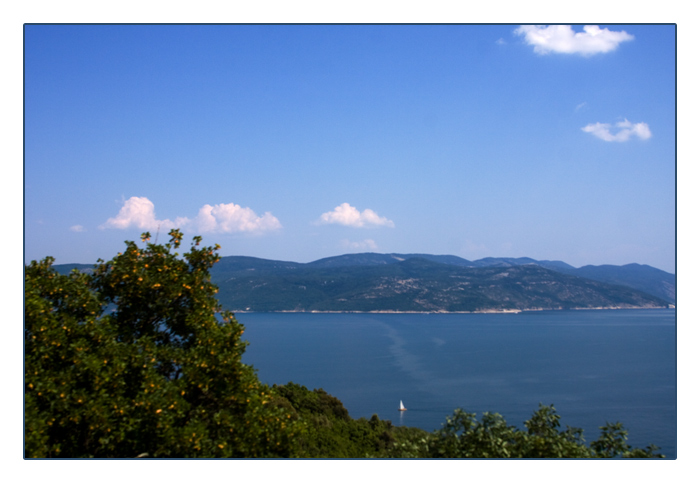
398 400 407 411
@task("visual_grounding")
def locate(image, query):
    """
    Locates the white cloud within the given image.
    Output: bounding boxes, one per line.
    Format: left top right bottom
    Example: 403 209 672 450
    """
341 239 379 251
70 225 85 232
514 25 634 56
193 203 282 234
100 196 180 231
101 196 281 234
575 102 587 112
582 119 652 142
318 203 394 228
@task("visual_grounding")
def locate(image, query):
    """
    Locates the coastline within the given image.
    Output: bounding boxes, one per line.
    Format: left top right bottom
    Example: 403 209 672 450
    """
233 305 673 315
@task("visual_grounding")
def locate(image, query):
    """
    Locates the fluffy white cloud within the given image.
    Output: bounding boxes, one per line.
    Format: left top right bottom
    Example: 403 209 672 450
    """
514 25 634 56
100 197 181 231
341 239 379 251
70 225 85 232
193 203 281 234
101 196 281 234
582 119 652 142
318 203 394 228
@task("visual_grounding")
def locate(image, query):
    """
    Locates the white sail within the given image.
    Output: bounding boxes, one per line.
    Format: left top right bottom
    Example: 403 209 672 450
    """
399 400 406 411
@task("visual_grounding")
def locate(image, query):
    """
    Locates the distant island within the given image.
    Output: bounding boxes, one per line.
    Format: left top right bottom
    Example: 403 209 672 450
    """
55 253 675 313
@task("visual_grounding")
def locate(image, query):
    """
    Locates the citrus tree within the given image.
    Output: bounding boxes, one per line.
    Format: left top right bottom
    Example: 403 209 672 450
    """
25 230 299 458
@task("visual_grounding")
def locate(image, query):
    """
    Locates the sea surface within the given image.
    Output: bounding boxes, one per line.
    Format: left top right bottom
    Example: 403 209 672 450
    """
238 309 676 458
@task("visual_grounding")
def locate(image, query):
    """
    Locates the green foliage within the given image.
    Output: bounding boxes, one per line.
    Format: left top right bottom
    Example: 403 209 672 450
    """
429 410 520 458
520 404 591 458
210 257 669 313
590 422 664 458
271 383 396 458
25 230 300 458
419 405 664 459
381 425 431 458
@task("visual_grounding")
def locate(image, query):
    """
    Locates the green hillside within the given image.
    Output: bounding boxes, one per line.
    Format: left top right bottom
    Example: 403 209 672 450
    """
210 256 670 312
53 252 675 312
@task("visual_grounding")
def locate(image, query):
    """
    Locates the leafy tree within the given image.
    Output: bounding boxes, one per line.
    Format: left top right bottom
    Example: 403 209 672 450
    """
428 409 519 458
25 230 299 458
519 404 591 458
381 425 431 458
421 405 664 459
271 382 396 458
590 421 663 459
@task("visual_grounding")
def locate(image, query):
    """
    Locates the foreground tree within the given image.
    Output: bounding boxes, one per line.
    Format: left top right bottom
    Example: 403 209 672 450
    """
25 230 299 458
422 405 664 458
271 382 396 457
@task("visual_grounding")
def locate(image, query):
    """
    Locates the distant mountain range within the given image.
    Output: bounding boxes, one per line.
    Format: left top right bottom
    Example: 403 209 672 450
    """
52 253 675 313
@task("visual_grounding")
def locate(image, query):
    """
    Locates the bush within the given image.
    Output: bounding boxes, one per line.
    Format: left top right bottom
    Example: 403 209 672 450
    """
272 382 396 458
423 405 664 458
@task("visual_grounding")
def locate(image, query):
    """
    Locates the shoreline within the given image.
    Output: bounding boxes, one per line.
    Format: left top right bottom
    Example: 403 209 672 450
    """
233 305 673 315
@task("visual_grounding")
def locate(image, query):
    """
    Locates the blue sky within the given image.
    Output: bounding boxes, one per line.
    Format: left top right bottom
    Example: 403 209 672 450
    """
24 24 676 272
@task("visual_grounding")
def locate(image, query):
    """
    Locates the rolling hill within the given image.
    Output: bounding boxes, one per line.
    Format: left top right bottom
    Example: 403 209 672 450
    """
51 252 675 312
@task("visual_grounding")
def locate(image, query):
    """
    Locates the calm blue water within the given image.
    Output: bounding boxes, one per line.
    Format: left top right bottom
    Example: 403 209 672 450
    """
238 309 676 458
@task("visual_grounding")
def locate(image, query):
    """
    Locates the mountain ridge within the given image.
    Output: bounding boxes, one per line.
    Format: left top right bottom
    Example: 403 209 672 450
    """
210 257 671 312
50 252 676 311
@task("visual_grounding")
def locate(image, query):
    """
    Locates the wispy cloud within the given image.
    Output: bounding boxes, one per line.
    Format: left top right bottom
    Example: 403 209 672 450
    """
461 239 489 259
575 102 587 113
317 203 394 228
341 239 379 251
70 225 85 232
582 119 652 142
100 196 281 234
514 25 634 56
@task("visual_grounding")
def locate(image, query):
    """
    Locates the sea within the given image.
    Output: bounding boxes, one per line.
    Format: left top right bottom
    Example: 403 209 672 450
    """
238 309 677 458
